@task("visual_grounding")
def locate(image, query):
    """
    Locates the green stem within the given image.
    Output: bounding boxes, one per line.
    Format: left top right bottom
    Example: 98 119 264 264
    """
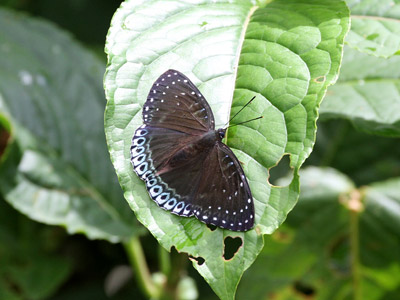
124 236 161 299
350 209 361 300
159 244 171 276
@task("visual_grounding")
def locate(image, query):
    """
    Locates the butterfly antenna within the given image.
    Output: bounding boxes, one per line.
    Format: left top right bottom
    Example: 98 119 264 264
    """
224 96 256 128
227 116 263 128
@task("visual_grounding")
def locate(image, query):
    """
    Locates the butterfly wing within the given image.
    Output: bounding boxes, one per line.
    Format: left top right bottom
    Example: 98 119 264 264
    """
190 143 254 231
143 69 215 134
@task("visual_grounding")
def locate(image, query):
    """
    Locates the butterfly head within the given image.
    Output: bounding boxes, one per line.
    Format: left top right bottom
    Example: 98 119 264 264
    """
217 128 226 140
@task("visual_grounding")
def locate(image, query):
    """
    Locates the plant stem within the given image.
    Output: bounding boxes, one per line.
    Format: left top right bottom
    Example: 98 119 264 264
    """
159 244 171 276
124 236 161 299
349 200 361 300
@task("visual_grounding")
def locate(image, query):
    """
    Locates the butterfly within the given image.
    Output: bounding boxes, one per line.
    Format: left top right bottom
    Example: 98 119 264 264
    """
130 70 255 231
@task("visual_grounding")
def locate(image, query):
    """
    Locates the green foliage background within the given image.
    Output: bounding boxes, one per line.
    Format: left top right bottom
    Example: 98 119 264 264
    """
0 0 399 299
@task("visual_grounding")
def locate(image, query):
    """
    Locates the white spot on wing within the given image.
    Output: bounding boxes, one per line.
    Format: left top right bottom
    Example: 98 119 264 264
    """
149 185 162 197
173 201 185 213
164 198 177 210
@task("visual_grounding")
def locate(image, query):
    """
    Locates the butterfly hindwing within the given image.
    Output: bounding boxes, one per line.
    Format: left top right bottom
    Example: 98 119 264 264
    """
131 125 203 217
190 143 254 231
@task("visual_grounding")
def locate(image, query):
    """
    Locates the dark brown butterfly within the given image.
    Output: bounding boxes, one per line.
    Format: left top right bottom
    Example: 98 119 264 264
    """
130 70 254 231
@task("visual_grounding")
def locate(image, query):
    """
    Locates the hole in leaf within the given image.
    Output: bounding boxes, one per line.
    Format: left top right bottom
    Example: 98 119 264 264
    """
294 281 315 296
223 236 243 260
268 154 293 186
189 255 205 266
314 75 326 83
206 224 217 231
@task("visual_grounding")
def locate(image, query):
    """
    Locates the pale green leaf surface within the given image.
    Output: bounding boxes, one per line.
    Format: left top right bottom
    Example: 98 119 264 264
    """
346 0 400 19
320 47 400 136
344 0 400 57
347 17 400 58
104 0 349 298
0 9 141 242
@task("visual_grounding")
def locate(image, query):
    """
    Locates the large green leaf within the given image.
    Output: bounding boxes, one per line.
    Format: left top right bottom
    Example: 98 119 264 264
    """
0 9 141 242
345 0 400 58
320 47 400 137
104 0 349 298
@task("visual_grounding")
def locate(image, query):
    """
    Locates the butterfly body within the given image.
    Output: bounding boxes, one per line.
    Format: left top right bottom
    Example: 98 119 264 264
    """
131 70 254 231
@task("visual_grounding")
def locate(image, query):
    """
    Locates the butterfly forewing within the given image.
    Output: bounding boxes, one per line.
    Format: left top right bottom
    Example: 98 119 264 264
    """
143 70 214 134
131 69 255 232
